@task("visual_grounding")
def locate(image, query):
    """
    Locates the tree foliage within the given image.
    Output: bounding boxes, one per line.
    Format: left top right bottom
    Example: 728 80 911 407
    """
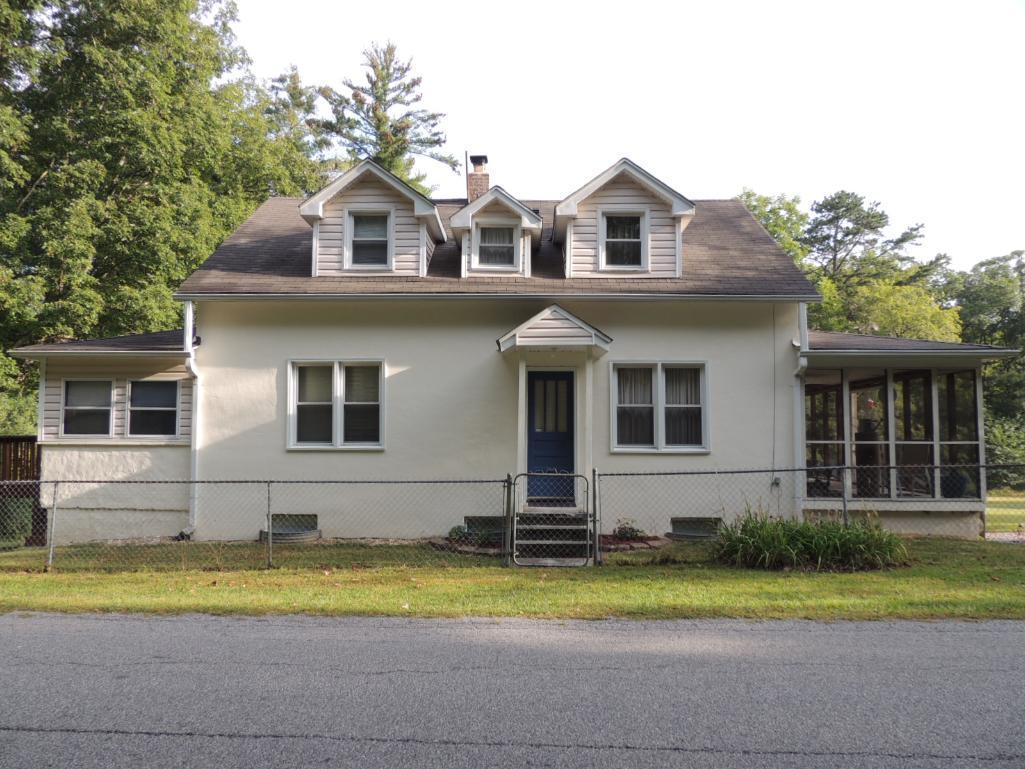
317 42 459 194
0 0 325 432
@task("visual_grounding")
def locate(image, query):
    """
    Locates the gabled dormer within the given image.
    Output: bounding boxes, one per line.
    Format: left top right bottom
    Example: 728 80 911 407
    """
449 156 542 278
299 159 446 277
554 158 695 279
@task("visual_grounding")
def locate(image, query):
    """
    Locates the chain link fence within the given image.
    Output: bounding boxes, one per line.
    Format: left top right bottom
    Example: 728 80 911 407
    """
0 465 1022 572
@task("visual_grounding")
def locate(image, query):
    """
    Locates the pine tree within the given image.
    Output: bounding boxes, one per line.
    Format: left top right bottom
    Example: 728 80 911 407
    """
318 43 458 194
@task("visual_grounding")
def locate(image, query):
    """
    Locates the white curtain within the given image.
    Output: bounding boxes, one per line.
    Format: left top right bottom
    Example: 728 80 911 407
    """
665 368 700 405
617 368 652 405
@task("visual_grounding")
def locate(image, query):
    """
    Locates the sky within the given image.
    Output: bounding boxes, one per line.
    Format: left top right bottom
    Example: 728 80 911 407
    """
234 0 1024 269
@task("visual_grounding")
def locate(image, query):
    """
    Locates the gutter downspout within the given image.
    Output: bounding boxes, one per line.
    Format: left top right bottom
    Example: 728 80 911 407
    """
184 302 200 529
792 302 809 518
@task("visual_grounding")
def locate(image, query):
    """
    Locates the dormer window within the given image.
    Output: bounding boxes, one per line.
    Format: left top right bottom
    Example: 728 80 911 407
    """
345 210 393 269
599 210 648 270
470 221 521 271
479 226 515 266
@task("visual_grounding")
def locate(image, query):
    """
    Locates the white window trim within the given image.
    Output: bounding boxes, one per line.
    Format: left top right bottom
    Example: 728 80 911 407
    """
287 359 386 451
60 378 115 438
609 361 709 454
470 217 522 272
343 206 395 272
598 207 649 272
125 379 181 439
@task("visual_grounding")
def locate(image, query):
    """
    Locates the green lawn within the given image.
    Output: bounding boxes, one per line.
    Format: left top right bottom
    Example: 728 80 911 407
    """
987 496 1025 533
0 538 1024 620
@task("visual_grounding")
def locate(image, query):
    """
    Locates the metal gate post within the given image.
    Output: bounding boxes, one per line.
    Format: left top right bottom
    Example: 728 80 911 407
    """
265 481 273 568
45 480 58 572
503 473 513 567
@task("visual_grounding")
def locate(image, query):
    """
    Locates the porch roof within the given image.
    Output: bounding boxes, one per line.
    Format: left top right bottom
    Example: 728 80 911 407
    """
804 331 1017 368
10 329 188 358
497 305 612 356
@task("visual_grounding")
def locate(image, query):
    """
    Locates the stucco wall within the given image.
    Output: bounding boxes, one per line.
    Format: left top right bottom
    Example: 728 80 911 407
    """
41 446 191 544
192 299 802 538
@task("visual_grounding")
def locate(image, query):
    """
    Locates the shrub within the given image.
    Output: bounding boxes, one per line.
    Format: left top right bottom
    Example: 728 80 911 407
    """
0 498 33 550
712 513 907 572
612 518 647 541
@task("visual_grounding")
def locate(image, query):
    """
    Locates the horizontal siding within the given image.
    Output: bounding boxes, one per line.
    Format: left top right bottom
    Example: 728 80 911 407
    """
518 314 594 343
571 174 678 278
316 179 421 276
42 361 193 443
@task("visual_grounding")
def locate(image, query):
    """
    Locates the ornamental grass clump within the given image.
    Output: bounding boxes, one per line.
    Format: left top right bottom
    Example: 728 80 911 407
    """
712 512 907 572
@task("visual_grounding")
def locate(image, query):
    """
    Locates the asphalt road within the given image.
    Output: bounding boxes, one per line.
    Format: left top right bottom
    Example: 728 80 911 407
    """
0 614 1023 769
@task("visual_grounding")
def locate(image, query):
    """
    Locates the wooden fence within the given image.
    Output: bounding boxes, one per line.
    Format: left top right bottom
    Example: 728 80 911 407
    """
1 436 44 545
1 435 40 481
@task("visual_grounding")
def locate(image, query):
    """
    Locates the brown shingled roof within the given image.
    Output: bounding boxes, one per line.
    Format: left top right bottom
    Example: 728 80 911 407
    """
807 331 1017 355
12 329 186 356
175 197 819 298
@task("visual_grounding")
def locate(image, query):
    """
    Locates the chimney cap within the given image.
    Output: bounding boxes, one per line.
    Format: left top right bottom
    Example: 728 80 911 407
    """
469 154 488 168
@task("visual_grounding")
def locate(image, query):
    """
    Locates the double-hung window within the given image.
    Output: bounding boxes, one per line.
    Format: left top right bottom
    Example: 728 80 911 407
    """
62 380 113 436
128 380 179 436
600 212 646 269
291 361 383 448
478 226 515 266
348 212 391 267
613 363 706 451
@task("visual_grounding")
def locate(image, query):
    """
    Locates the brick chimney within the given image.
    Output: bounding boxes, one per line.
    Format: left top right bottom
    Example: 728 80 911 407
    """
466 154 489 202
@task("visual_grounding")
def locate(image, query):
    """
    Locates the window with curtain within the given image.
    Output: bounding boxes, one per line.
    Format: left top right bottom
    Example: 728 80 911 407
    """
350 213 389 265
63 381 113 435
292 362 383 448
614 363 705 450
615 367 654 446
603 214 642 266
128 381 178 436
478 226 515 266
664 367 702 446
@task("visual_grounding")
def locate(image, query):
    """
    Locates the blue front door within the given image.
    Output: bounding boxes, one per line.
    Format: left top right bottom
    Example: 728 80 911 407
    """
527 371 574 502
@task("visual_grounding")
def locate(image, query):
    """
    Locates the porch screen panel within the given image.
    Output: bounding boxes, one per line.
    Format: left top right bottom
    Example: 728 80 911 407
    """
804 371 843 497
849 373 889 498
616 367 654 446
894 371 933 497
938 370 980 498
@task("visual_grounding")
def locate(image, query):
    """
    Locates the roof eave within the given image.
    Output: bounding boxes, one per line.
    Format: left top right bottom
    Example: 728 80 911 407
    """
174 291 823 302
10 349 190 359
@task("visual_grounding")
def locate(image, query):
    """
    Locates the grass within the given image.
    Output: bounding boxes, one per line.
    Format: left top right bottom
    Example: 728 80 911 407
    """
987 494 1025 533
0 537 1024 620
